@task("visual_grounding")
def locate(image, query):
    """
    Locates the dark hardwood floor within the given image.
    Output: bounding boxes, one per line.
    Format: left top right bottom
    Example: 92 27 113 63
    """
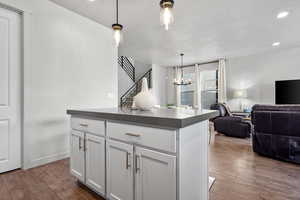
209 134 300 200
0 134 299 200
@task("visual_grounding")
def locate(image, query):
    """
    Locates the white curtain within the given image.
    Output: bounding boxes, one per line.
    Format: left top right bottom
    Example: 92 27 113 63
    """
175 67 181 106
218 59 227 103
194 64 202 109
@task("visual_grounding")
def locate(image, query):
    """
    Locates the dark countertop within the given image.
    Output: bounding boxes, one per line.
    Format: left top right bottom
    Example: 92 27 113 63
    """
67 107 219 129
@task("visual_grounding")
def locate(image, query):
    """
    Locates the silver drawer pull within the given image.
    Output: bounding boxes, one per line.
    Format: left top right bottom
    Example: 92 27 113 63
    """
135 155 140 173
79 123 88 127
87 139 101 144
79 137 83 150
125 133 141 137
126 152 131 169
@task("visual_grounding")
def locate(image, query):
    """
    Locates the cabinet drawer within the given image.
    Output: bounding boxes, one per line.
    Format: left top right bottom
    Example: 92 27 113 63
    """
107 122 176 153
71 117 105 136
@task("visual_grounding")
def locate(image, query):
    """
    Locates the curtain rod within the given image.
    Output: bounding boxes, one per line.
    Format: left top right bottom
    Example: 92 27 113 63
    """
0 2 23 14
173 59 220 69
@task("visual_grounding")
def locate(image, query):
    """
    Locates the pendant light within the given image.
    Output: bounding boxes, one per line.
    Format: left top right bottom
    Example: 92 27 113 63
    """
112 0 123 47
174 53 192 86
160 0 174 30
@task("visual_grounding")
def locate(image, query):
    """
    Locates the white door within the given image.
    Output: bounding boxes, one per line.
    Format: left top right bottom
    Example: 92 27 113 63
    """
70 130 85 182
135 147 177 200
0 7 21 173
86 134 105 196
107 140 134 200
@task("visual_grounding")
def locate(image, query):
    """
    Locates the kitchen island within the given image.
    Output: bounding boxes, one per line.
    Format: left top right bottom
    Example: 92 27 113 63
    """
67 107 218 200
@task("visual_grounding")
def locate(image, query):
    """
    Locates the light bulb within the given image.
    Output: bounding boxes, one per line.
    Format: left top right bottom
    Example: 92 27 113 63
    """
272 42 280 47
277 11 289 19
160 7 174 30
113 29 122 47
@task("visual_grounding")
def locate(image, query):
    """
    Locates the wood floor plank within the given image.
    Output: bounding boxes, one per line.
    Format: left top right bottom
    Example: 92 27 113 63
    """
2 170 31 200
20 170 61 200
0 174 12 200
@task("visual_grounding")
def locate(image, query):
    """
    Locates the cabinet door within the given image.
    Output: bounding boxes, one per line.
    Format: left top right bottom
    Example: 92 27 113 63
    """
135 147 176 200
86 134 105 196
107 140 134 200
70 130 85 182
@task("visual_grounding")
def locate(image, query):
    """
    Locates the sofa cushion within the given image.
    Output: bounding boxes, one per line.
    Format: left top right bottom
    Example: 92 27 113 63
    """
214 116 250 138
252 105 300 137
252 104 300 112
252 104 300 164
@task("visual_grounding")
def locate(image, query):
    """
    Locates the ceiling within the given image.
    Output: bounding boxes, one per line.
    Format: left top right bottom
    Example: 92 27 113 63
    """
50 0 300 66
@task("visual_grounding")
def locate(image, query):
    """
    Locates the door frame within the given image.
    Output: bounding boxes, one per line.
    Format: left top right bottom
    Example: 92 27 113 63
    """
0 1 32 170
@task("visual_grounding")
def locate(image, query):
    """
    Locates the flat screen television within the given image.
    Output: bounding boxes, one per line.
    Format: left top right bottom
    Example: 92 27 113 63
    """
275 79 300 104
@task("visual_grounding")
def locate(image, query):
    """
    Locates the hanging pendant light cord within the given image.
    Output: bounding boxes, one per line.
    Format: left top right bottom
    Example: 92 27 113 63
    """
116 0 119 24
181 54 184 81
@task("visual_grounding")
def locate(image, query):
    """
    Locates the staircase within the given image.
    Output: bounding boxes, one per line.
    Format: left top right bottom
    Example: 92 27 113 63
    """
118 56 135 82
119 56 152 107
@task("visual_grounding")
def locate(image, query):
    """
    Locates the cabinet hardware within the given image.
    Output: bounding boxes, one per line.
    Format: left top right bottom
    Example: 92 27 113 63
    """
84 138 87 151
79 137 83 150
135 155 140 173
87 139 101 144
125 133 141 137
126 152 131 169
79 123 88 127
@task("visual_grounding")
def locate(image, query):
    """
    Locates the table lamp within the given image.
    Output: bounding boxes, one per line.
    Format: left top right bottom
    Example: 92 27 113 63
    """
234 89 248 111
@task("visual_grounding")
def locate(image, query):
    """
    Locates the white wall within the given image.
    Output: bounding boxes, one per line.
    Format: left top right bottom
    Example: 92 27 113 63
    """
227 47 300 110
166 67 176 105
118 66 134 103
134 60 151 79
152 64 168 106
1 0 118 169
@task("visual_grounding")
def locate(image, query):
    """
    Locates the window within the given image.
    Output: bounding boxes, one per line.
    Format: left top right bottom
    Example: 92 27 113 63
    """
175 63 219 109
201 70 218 109
180 71 195 106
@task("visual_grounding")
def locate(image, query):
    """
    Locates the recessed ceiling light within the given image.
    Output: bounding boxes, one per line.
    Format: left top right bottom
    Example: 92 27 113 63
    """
277 11 289 19
89 0 96 2
272 42 280 47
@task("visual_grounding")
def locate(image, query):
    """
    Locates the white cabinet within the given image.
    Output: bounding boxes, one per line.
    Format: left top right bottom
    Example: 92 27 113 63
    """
107 140 134 200
135 147 177 200
70 118 106 197
106 141 177 200
71 117 105 136
70 130 85 182
107 122 176 153
86 134 106 196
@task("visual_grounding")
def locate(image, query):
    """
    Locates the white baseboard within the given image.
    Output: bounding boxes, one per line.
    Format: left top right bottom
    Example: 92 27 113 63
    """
23 151 70 169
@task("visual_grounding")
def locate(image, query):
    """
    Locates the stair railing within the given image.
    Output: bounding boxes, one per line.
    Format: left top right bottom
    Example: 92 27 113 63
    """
118 56 135 82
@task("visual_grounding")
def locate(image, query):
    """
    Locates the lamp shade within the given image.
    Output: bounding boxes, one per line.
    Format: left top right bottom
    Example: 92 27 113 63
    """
233 89 248 98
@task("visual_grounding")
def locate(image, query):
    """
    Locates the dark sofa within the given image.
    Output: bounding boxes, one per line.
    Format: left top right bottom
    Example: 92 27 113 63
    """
211 103 251 138
252 104 300 164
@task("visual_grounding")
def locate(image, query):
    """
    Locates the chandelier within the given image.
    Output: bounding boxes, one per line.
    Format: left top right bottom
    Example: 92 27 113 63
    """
174 53 192 86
